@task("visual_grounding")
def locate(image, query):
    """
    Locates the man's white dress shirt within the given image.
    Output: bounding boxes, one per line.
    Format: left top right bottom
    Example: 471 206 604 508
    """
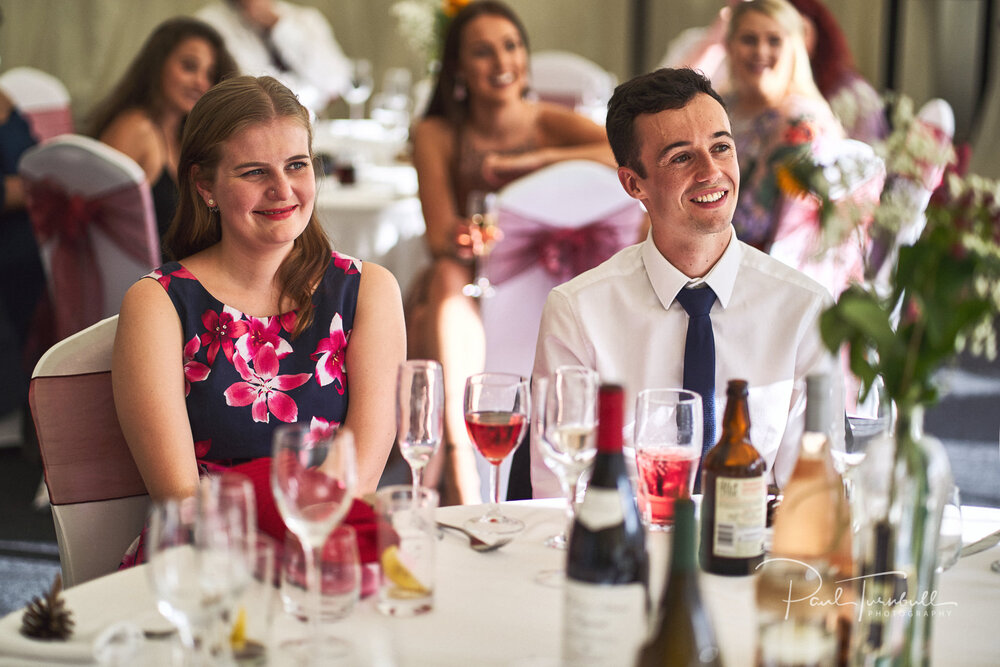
531 228 843 498
197 1 351 113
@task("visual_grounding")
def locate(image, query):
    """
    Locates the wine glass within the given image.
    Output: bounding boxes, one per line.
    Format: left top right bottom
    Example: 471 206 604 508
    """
464 372 530 535
271 423 357 659
461 191 499 299
344 59 373 120
146 497 215 666
397 359 445 498
633 388 702 531
534 366 599 549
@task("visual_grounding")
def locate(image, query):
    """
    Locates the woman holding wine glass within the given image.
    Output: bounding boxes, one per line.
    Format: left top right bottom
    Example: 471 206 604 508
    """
112 74 405 565
406 0 616 505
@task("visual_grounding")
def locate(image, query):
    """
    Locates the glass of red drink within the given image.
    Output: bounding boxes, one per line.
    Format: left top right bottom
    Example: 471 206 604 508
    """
633 388 702 530
464 372 530 535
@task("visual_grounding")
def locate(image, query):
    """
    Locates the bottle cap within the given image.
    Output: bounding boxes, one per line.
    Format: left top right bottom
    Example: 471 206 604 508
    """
726 379 749 396
596 384 625 453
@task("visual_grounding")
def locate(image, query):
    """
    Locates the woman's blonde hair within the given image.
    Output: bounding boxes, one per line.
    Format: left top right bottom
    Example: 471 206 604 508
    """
727 0 824 103
166 75 331 338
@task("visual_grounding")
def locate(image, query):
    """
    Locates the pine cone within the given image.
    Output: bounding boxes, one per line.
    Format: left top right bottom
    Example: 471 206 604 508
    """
20 573 74 640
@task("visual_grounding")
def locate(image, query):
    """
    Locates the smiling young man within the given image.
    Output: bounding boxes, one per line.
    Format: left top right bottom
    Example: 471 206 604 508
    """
529 68 842 498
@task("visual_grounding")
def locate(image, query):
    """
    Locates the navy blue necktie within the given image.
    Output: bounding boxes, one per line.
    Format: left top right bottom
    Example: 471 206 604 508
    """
675 286 717 486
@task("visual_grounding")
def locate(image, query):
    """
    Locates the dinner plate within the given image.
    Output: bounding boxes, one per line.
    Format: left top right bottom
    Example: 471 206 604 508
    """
0 566 169 664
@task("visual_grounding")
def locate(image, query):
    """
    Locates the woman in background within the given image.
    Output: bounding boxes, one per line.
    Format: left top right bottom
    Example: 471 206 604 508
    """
409 0 615 504
90 17 237 250
790 0 887 144
725 0 869 299
113 76 403 547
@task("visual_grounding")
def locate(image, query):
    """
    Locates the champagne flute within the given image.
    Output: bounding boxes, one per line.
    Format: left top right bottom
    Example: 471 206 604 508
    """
271 423 357 659
534 366 599 549
344 59 374 120
464 372 530 535
397 360 445 499
461 191 499 299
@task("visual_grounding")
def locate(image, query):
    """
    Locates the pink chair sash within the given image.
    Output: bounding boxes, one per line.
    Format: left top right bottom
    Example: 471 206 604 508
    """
29 371 146 505
24 107 74 143
487 202 643 286
26 177 159 339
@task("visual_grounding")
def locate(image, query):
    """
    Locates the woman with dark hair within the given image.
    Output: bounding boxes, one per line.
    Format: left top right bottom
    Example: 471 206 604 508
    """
90 17 238 245
789 0 888 144
409 0 614 504
113 75 404 513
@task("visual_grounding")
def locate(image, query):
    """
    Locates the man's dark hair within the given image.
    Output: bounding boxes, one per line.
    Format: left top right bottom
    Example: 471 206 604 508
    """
606 68 726 178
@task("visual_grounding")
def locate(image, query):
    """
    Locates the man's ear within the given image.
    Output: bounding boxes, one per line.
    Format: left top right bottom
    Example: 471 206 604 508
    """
191 165 213 206
618 165 645 201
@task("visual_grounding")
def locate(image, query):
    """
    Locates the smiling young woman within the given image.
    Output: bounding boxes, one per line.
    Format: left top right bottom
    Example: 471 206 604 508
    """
89 17 238 245
407 0 617 505
111 76 405 563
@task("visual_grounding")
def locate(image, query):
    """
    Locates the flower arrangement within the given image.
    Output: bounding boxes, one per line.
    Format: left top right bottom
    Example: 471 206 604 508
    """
820 170 1000 414
391 0 472 69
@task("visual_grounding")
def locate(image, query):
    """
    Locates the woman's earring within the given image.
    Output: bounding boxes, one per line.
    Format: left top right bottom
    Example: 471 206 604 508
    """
208 198 219 213
453 78 467 102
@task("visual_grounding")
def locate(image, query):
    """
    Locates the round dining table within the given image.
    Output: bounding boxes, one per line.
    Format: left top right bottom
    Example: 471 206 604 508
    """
0 500 997 666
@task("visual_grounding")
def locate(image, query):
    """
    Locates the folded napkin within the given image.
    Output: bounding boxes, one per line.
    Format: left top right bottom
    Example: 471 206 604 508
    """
227 458 381 597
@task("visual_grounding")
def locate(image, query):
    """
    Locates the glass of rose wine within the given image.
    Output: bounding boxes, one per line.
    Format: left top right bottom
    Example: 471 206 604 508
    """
633 388 702 531
397 360 444 499
464 372 530 535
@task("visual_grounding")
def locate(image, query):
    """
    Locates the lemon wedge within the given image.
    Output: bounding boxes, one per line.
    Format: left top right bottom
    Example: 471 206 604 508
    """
229 606 247 650
380 545 430 595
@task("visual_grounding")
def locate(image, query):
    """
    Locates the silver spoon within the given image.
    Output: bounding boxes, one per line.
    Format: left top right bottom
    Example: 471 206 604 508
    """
436 521 512 552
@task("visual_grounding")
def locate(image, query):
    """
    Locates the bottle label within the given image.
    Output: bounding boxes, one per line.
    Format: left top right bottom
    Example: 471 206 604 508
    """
576 488 625 532
562 579 647 666
713 475 766 558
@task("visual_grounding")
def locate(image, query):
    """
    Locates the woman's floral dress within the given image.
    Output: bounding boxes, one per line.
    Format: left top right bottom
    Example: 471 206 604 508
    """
120 251 362 567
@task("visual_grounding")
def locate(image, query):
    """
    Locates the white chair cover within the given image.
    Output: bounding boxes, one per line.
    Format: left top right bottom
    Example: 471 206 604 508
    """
477 160 644 501
0 66 73 141
529 50 616 122
19 134 160 340
28 315 150 588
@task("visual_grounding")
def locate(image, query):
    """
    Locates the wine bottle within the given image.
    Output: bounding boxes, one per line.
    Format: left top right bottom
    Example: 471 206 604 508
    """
757 374 853 667
698 379 766 576
636 498 721 667
563 384 649 666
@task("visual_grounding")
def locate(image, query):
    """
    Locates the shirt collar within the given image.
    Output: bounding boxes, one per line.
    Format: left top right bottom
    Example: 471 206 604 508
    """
641 226 742 311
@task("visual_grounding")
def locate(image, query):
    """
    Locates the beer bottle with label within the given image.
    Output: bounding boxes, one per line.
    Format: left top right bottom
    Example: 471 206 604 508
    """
698 379 767 576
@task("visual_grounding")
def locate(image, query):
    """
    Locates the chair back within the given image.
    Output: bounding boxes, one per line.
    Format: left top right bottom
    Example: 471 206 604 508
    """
478 160 644 501
28 315 150 587
529 50 616 122
19 134 160 341
0 66 74 141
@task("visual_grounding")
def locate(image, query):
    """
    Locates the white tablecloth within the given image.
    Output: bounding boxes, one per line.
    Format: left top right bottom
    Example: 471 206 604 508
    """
314 167 427 298
1 502 997 666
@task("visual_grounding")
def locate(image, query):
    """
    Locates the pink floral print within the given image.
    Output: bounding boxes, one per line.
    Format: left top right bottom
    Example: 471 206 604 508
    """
201 306 249 366
311 313 348 393
225 343 311 423
183 336 211 396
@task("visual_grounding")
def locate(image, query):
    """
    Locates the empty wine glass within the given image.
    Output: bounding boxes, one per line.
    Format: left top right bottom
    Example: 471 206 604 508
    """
464 372 530 535
461 191 499 299
344 59 373 120
397 359 445 498
534 366 599 549
146 497 215 666
271 423 357 660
